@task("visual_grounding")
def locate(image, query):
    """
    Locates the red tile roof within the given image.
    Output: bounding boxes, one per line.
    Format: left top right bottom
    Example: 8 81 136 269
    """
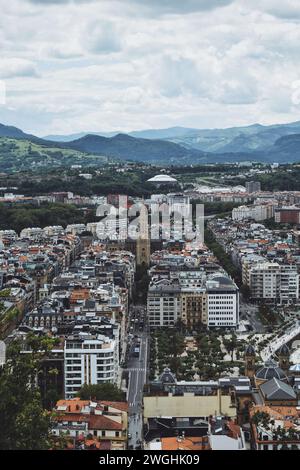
89 414 122 431
100 401 128 412
54 413 89 423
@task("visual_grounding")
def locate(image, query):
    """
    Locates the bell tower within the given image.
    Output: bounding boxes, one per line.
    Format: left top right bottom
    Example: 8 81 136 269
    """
277 344 290 373
136 202 150 267
244 344 256 378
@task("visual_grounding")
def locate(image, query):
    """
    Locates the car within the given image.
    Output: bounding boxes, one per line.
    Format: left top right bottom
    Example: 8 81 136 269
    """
128 433 132 439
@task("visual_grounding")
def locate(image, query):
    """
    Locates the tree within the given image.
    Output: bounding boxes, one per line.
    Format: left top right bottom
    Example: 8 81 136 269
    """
224 333 238 362
77 383 125 401
0 334 58 449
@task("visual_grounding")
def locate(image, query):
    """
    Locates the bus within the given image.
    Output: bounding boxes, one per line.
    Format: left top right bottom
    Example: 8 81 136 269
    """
133 346 140 358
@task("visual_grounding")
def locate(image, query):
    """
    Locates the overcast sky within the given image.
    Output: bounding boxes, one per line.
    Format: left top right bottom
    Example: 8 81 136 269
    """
1 0 300 136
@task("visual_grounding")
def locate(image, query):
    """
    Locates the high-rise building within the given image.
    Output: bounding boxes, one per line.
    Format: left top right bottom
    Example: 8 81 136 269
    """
246 181 261 193
64 332 119 399
246 262 299 304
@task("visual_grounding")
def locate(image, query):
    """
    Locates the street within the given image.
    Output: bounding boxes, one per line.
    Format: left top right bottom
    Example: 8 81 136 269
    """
239 299 265 333
126 305 149 449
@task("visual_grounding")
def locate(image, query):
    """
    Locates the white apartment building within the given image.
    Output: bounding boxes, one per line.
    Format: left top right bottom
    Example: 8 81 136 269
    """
248 262 299 304
0 230 18 241
64 333 119 399
232 203 275 222
20 227 45 240
206 275 239 328
43 225 64 236
66 224 87 235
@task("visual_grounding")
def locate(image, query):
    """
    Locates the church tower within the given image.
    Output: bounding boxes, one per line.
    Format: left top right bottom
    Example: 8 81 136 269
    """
136 203 150 267
277 344 290 373
244 344 256 379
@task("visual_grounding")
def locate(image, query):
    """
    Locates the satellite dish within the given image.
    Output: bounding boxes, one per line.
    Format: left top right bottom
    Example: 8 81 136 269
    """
0 340 6 366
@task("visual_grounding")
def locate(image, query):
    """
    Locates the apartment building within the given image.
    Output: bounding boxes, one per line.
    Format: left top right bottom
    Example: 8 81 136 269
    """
275 206 300 224
247 262 299 304
64 332 119 398
147 283 181 327
147 271 239 329
246 181 261 193
206 275 239 328
181 289 207 328
232 203 275 222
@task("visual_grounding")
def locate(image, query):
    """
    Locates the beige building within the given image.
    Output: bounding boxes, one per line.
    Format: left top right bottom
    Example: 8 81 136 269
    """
143 393 236 424
181 289 207 327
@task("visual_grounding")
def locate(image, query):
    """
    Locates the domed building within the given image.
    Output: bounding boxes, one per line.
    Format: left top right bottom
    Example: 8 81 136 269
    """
255 359 288 386
147 174 178 184
147 174 179 189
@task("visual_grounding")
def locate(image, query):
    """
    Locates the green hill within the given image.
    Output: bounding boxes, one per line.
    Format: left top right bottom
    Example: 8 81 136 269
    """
0 137 109 171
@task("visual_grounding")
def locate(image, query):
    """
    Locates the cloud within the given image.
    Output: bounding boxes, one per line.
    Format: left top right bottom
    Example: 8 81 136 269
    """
27 0 93 4
0 59 38 79
249 0 300 20
26 0 234 13
1 0 300 135
84 21 121 54
126 0 235 15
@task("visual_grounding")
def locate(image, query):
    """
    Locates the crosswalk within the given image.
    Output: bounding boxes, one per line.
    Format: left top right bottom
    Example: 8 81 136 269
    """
127 367 146 372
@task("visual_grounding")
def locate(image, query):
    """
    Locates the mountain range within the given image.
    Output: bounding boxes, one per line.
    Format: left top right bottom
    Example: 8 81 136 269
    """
1 120 300 165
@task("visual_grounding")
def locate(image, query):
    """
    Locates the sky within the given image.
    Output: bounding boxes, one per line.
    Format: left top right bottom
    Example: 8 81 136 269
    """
1 0 300 136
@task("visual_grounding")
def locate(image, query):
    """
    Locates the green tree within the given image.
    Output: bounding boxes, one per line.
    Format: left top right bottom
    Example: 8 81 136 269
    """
77 383 125 401
0 334 58 449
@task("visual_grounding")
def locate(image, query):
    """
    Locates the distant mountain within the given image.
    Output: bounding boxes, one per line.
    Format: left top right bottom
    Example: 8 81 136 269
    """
163 122 300 154
41 120 300 159
0 123 59 147
2 120 300 166
44 131 118 142
128 126 199 140
66 133 203 163
0 136 109 172
43 127 199 142
124 121 300 155
0 123 35 140
272 133 300 156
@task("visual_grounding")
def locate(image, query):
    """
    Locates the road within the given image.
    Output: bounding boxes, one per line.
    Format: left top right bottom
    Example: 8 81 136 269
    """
126 305 149 449
260 320 300 362
239 299 265 333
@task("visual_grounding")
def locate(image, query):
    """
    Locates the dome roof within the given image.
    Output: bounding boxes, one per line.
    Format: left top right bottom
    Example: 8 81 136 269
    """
289 363 300 372
147 174 178 183
245 344 255 356
277 344 289 356
159 367 176 384
256 359 287 381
